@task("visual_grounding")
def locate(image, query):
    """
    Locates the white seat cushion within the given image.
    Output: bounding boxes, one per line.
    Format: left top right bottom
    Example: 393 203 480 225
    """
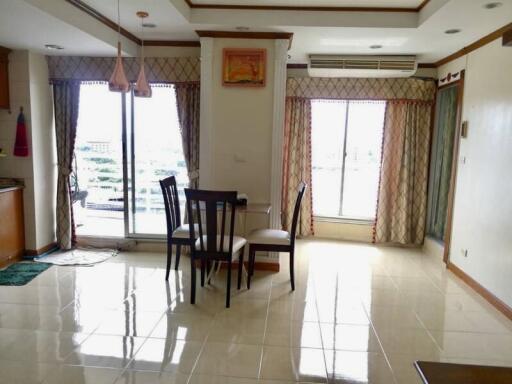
194 235 247 255
172 224 198 239
248 229 291 246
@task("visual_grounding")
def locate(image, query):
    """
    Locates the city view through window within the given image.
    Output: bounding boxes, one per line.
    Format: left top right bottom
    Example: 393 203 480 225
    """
73 83 188 237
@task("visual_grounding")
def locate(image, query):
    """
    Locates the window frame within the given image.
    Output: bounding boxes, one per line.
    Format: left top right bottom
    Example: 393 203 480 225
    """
311 99 385 221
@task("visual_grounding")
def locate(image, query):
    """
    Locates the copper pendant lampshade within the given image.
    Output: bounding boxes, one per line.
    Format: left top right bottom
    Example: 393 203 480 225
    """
109 0 130 93
134 11 152 98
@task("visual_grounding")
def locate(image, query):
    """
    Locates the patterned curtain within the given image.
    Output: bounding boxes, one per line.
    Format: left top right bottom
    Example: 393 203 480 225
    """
174 83 200 188
426 85 459 240
53 81 81 250
282 97 314 236
373 101 433 245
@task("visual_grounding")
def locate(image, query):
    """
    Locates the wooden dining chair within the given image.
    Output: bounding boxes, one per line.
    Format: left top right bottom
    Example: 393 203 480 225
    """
185 188 247 308
160 176 197 280
247 182 307 291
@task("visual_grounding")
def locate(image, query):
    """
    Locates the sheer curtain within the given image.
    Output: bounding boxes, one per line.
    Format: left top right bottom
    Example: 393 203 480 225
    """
53 81 81 250
373 101 433 245
282 97 314 236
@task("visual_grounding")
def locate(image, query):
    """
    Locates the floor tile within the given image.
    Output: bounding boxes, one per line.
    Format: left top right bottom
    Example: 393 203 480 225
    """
1 241 512 384
194 342 263 379
260 346 327 382
128 339 202 373
65 334 146 369
319 324 381 353
42 365 122 384
324 350 395 384
265 320 323 349
0 359 54 384
114 370 189 384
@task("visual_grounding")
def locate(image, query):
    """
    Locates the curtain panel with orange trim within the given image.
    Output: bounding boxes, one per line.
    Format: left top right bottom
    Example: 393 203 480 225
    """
284 77 436 245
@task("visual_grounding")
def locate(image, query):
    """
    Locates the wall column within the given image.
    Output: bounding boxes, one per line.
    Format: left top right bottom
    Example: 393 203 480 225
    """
199 37 214 189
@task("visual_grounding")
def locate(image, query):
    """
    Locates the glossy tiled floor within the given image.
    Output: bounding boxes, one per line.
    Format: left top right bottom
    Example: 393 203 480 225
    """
1 239 512 384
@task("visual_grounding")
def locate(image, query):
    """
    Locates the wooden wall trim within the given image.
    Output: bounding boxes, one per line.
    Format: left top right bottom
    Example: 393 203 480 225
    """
502 28 512 46
144 40 200 47
65 0 141 45
447 261 512 321
186 0 429 13
25 242 58 257
435 22 512 67
196 30 293 40
196 30 294 49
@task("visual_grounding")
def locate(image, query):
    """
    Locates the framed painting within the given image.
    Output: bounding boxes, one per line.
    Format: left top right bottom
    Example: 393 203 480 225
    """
222 48 266 87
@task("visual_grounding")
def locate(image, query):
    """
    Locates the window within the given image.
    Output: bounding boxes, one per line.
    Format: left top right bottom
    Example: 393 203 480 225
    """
73 83 188 237
74 83 124 237
311 100 386 220
127 86 189 236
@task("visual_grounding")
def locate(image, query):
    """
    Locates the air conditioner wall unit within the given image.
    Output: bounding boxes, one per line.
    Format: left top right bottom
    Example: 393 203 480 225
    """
308 55 418 78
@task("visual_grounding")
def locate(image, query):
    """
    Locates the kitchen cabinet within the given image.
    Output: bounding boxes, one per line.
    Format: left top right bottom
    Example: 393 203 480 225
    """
0 187 24 266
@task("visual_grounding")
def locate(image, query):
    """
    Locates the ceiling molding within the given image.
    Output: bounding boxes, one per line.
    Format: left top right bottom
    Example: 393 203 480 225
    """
196 30 294 49
418 63 436 68
185 0 430 13
65 0 141 45
144 40 200 47
435 22 512 67
502 27 512 47
65 0 200 48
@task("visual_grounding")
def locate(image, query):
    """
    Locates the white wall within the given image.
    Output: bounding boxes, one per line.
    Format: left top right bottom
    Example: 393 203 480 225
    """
28 52 56 249
205 38 276 205
0 50 55 251
441 39 512 308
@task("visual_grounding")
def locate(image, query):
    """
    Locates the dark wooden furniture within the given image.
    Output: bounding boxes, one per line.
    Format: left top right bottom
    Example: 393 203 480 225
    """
160 176 195 280
247 182 306 291
0 187 25 267
185 188 247 308
0 46 10 110
415 361 512 384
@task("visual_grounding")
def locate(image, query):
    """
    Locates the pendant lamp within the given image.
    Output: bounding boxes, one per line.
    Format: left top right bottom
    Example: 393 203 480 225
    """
134 11 152 98
109 0 130 93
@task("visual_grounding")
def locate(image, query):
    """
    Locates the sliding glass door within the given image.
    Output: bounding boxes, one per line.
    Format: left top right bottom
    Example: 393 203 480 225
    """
73 83 188 238
127 85 189 237
74 83 124 237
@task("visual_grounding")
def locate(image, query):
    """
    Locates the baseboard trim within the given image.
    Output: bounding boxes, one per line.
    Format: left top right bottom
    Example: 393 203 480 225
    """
447 261 512 321
25 242 58 257
194 260 280 272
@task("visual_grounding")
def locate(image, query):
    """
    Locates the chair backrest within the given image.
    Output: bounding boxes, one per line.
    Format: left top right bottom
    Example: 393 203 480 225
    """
290 181 307 244
159 176 181 234
185 188 238 259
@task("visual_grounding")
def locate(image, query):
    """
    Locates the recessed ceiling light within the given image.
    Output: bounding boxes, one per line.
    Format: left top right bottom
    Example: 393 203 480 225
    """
142 22 156 28
235 26 250 31
445 29 461 35
370 44 383 49
45 44 64 50
484 2 502 9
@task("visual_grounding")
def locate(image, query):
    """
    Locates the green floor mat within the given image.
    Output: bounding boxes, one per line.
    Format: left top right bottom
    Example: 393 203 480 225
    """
0 262 52 286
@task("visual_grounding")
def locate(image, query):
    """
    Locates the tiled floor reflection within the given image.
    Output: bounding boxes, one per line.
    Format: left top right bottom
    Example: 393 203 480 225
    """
0 240 511 383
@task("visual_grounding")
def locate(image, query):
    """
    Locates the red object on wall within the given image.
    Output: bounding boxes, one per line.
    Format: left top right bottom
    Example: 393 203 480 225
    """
13 108 28 157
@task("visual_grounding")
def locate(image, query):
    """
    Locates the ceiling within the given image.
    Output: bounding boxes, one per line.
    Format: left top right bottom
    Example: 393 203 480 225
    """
0 0 115 56
189 0 425 7
0 0 511 65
